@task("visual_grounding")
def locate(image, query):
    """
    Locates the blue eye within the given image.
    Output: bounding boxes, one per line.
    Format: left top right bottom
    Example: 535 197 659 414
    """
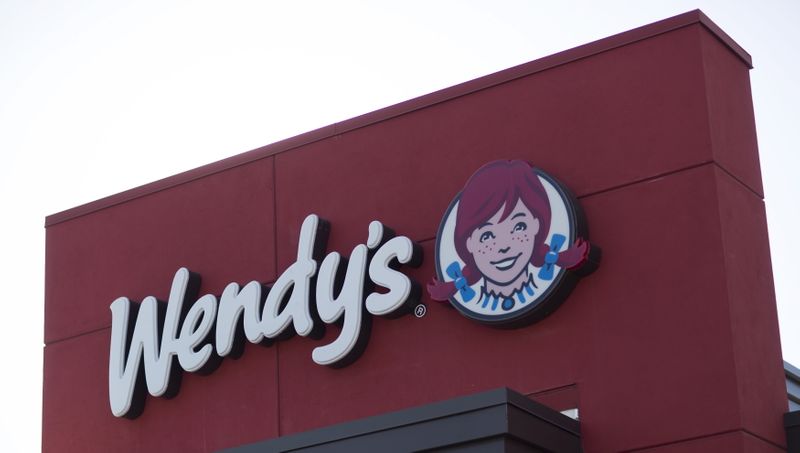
479 231 495 243
513 221 527 232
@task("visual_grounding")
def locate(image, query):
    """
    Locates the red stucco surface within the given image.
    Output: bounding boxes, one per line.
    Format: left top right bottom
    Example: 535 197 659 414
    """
42 11 787 452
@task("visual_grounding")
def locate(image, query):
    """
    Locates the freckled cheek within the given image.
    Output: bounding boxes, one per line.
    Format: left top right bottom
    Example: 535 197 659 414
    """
513 234 529 244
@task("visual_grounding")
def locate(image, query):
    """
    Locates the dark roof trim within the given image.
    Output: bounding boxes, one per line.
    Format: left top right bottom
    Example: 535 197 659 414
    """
45 9 750 227
786 411 800 453
217 387 581 453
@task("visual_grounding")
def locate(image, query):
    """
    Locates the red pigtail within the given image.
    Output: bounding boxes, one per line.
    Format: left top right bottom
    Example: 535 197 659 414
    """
556 238 590 269
533 237 590 269
427 279 456 301
427 264 483 302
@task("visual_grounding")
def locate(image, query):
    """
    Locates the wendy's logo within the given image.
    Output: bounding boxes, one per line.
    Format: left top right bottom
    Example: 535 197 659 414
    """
428 160 598 327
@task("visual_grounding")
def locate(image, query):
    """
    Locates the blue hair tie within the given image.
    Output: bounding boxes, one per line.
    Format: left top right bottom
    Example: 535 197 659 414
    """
538 234 566 281
446 261 476 302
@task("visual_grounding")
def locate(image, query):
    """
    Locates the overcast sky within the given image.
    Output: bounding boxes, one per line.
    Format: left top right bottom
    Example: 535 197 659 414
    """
2 1 798 450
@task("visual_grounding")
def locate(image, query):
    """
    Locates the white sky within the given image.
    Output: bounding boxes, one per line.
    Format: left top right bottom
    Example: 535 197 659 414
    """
1 1 798 450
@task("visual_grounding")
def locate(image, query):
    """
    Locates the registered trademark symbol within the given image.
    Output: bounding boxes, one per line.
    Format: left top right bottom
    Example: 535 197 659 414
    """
414 304 427 318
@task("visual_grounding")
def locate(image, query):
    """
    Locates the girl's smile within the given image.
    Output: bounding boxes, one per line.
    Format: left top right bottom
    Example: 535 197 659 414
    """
490 253 521 270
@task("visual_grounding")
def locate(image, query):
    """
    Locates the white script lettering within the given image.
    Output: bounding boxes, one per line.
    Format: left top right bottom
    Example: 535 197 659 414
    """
108 214 422 418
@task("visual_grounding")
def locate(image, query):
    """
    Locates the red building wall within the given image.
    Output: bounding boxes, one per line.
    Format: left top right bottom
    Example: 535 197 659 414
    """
42 11 787 452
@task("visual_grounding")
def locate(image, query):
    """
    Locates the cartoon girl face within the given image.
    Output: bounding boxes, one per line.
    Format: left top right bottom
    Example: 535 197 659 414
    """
429 159 592 324
465 199 540 286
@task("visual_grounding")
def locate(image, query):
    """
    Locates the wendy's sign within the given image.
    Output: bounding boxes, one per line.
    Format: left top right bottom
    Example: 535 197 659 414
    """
428 160 598 326
108 215 422 419
107 160 596 419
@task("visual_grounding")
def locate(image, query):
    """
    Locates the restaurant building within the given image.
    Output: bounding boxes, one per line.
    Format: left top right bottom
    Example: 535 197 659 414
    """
43 10 795 452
